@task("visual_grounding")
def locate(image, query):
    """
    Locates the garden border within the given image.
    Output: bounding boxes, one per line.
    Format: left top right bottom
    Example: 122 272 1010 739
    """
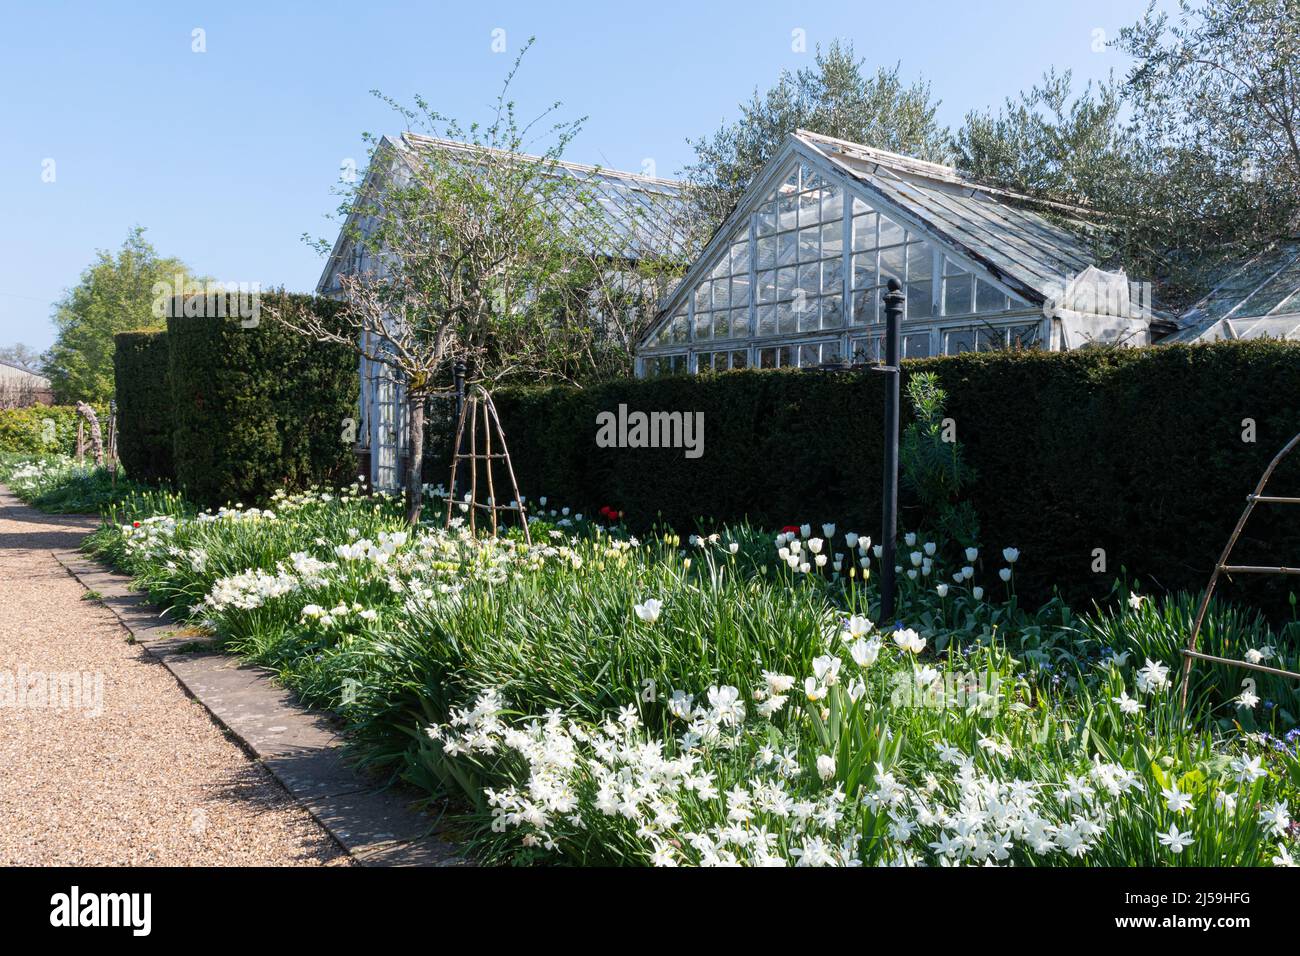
0 487 464 867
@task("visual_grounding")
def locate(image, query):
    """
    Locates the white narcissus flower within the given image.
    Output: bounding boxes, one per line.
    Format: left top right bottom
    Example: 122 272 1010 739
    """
1157 824 1194 854
633 598 662 624
822 523 836 538
1232 755 1265 783
1136 658 1170 694
1245 648 1264 664
1237 689 1260 709
816 754 836 781
999 567 1012 582
965 547 979 562
1274 845 1296 867
804 677 827 702
763 671 795 695
1128 592 1146 611
1162 785 1193 813
847 677 866 702
1112 691 1143 714
1002 547 1020 563
1259 801 1290 836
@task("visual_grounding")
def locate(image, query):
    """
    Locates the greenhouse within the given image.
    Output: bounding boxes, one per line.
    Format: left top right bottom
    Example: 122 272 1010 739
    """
636 130 1157 375
1162 240 1300 343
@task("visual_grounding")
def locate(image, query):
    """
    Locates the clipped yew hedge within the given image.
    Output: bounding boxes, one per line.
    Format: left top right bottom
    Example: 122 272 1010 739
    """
491 342 1300 610
113 330 174 483
166 291 358 507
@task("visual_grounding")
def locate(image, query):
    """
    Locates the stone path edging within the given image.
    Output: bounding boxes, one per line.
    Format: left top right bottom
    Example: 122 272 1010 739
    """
0 488 462 867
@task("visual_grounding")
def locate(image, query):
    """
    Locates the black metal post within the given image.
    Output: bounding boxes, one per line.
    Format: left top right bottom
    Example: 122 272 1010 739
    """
452 361 467 500
880 278 905 621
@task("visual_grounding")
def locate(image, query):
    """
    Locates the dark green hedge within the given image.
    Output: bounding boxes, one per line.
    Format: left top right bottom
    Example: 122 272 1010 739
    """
490 342 1300 610
113 330 174 483
166 291 358 507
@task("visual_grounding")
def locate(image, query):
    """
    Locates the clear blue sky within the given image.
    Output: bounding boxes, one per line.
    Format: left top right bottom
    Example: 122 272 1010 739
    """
0 0 1171 352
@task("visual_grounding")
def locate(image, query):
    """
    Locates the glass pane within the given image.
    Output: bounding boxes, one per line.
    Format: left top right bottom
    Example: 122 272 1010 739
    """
777 266 797 300
907 245 933 283
797 262 819 297
778 196 798 231
759 347 777 369
853 251 876 290
976 279 1008 313
731 350 748 370
777 301 796 335
879 215 905 247
711 256 729 279
945 328 975 355
1007 323 1041 349
694 280 710 311
823 340 842 364
799 192 821 228
757 203 777 237
944 274 972 315
852 289 877 325
758 269 776 304
822 187 843 222
756 236 775 271
799 344 820 367
821 294 843 329
880 246 906 285
713 281 730 310
731 273 750 307
798 227 820 262
906 282 932 319
798 297 820 333
850 338 873 363
976 326 1003 351
731 241 750 274
713 312 729 338
852 196 871 216
672 315 688 342
820 220 842 258
728 310 748 340
853 212 877 251
695 312 712 340
757 304 776 337
670 355 686 373
903 333 931 358
778 231 797 266
822 256 843 293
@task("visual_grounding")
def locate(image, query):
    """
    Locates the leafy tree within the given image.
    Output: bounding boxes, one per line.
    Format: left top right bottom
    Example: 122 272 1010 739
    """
45 227 196 403
0 343 44 372
954 1 1300 310
681 40 949 249
284 41 632 523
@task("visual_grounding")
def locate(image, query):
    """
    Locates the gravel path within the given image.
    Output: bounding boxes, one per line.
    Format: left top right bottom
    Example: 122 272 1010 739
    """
0 498 351 866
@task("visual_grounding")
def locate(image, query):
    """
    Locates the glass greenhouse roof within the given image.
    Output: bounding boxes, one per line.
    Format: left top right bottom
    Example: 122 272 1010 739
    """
397 133 689 262
1164 241 1300 342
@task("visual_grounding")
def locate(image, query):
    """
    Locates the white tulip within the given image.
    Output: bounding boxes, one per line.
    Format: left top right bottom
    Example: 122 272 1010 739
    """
800 524 811 538
936 583 949 598
1002 547 1020 563
972 586 985 600
904 532 917 547
924 541 937 556
999 567 1012 582
965 547 978 562
845 532 859 549
822 523 836 538
910 551 922 567
633 598 662 624
816 754 836 781
808 537 824 555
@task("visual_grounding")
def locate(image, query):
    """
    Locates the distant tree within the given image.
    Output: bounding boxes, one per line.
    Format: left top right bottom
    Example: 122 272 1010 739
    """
0 343 44 372
681 40 949 249
954 1 1300 309
45 227 197 403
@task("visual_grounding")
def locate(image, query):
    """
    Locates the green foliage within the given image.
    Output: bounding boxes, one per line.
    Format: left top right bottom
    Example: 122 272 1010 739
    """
113 330 174 484
682 40 949 251
167 291 359 507
0 405 88 456
484 342 1300 613
0 455 149 514
899 371 978 545
45 227 198 404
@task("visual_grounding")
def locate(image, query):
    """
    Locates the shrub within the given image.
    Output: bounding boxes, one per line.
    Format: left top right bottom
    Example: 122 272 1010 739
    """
166 290 359 506
0 405 102 457
487 342 1300 612
113 330 174 483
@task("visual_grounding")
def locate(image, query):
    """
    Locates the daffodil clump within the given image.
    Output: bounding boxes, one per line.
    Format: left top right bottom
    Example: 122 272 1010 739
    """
78 476 1300 867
